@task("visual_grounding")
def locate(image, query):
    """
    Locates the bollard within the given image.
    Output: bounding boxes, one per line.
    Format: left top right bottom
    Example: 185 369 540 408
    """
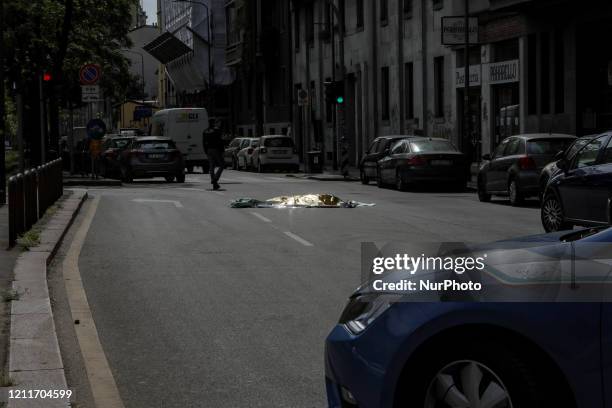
14 174 25 238
8 177 17 247
23 171 33 230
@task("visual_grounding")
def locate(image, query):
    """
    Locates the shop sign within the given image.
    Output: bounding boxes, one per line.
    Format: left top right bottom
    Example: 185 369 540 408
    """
455 65 482 88
487 60 519 85
442 17 479 45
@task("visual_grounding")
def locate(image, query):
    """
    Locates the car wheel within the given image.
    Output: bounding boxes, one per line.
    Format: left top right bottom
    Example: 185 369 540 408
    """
165 175 175 183
176 173 185 183
477 177 491 202
398 338 565 408
541 193 572 232
396 170 408 191
508 179 523 206
360 169 370 185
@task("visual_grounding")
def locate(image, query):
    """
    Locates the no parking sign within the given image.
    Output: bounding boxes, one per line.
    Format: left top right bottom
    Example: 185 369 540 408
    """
80 64 101 85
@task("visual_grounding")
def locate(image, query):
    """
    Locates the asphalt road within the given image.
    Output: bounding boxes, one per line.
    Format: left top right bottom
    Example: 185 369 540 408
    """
64 170 543 408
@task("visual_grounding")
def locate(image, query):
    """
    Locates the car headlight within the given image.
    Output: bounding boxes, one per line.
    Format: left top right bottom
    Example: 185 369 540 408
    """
338 294 398 334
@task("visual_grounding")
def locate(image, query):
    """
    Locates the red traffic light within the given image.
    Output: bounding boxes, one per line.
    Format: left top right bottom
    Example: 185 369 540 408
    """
43 72 52 82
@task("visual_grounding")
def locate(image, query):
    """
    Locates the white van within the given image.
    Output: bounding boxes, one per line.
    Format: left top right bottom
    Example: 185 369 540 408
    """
151 108 209 172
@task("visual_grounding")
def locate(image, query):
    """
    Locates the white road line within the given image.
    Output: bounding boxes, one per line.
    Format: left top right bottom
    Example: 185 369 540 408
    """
63 196 125 408
250 212 272 223
132 198 184 208
283 231 314 247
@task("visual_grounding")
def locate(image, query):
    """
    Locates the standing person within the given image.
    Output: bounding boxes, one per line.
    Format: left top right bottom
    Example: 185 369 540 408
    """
203 119 225 190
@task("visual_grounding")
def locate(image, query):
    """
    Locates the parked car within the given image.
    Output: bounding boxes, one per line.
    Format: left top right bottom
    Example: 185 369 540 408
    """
251 135 299 173
99 136 135 178
539 135 597 200
359 135 421 184
118 137 185 183
326 227 612 408
541 132 612 232
236 138 259 170
224 137 247 169
376 138 469 191
478 134 576 205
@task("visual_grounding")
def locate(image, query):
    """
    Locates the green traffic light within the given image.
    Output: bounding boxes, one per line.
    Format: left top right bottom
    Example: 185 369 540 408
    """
336 96 344 104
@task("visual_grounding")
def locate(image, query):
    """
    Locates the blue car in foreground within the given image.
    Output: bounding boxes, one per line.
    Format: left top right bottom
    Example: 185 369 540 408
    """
326 228 612 408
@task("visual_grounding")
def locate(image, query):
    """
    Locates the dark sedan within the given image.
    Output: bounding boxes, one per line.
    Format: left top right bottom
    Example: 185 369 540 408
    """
99 136 135 179
376 138 468 191
478 134 576 206
118 137 185 183
539 135 597 199
359 135 421 184
541 132 612 232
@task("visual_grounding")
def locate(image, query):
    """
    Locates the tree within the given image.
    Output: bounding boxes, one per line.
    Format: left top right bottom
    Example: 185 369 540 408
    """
3 0 137 165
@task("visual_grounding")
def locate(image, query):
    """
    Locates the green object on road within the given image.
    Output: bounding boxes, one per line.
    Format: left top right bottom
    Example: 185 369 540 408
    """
230 194 375 209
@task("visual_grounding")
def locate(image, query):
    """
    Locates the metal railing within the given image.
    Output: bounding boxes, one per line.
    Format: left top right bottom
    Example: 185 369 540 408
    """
8 159 63 247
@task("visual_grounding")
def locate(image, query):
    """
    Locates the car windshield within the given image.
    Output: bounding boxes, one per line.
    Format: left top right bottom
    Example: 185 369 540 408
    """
527 139 574 155
112 139 132 149
565 138 593 158
409 139 456 152
136 141 175 150
264 137 294 147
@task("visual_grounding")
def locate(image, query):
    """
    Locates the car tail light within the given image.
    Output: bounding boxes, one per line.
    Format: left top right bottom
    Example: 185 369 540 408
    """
518 156 537 170
406 156 427 166
260 147 267 154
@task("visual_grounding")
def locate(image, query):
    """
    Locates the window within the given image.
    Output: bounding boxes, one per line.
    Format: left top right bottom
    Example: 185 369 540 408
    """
391 141 406 154
380 0 388 24
527 139 574 155
403 0 413 17
540 32 551 114
264 137 294 148
381 67 390 121
434 56 445 118
527 34 537 114
504 138 523 156
603 136 612 164
405 62 414 119
554 29 565 113
573 136 607 169
494 139 509 158
432 0 443 11
356 0 364 29
410 139 457 153
368 140 379 154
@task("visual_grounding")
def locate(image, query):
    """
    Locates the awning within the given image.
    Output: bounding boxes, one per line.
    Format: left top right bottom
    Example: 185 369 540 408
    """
143 32 192 64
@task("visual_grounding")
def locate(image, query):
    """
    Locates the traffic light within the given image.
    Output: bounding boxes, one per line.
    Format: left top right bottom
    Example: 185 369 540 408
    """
324 81 345 105
43 72 52 82
333 81 344 105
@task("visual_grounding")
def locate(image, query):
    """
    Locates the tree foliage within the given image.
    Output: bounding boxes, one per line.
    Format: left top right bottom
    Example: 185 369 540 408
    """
4 0 138 105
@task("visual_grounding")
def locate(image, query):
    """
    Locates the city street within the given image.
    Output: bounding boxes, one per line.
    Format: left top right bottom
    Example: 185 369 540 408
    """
51 171 542 408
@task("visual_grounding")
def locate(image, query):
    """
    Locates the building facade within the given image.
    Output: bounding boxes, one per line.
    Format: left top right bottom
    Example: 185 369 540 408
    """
225 0 293 138
291 0 612 169
151 0 232 117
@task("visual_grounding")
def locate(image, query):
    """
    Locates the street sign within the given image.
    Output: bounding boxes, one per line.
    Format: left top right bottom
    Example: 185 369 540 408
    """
86 118 107 140
441 17 478 45
297 89 309 106
81 85 100 102
79 63 101 85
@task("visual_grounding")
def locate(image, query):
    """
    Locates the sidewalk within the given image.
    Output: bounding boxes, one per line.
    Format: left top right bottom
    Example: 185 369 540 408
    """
63 171 122 187
0 203 21 386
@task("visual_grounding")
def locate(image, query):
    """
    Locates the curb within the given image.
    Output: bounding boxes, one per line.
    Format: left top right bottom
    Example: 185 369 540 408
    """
64 179 122 187
7 189 88 408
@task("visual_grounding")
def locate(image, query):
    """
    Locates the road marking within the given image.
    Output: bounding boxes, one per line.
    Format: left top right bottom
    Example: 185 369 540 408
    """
132 198 184 208
283 231 314 247
250 212 272 223
63 196 125 408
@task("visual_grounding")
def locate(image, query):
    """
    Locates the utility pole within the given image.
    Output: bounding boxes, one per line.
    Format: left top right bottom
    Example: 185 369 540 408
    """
330 3 337 169
0 0 6 204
